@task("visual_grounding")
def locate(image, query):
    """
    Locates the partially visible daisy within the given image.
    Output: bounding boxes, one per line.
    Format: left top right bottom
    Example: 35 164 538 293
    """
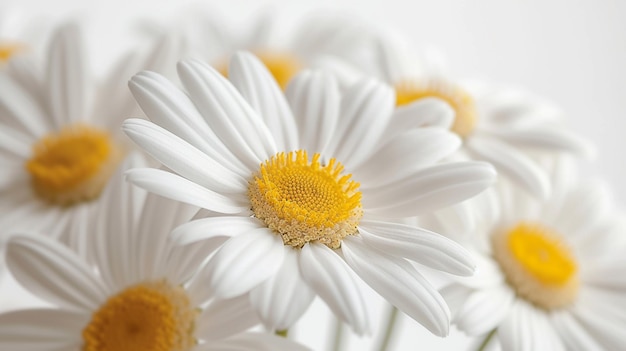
358 31 593 199
440 158 626 350
0 22 176 242
122 51 497 335
0 156 308 351
0 6 50 66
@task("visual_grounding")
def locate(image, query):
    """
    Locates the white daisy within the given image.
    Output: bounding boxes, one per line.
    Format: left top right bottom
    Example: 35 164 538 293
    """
440 158 626 350
0 22 175 242
0 6 49 67
354 31 593 199
0 155 309 351
122 51 497 335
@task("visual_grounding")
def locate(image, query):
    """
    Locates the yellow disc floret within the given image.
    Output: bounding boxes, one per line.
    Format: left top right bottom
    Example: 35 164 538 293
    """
395 80 478 137
82 280 196 351
492 222 579 310
0 41 24 63
26 124 122 206
248 150 363 249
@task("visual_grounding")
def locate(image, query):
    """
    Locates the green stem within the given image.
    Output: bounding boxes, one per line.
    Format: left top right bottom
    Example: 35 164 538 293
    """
377 305 399 351
476 329 497 351
275 329 288 338
331 317 344 351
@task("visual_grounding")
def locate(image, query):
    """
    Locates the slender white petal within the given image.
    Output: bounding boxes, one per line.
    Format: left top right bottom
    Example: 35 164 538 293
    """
249 247 316 331
125 168 248 214
386 98 454 139
325 79 395 169
202 229 285 299
467 136 550 199
454 287 514 335
551 311 604 351
45 23 86 128
358 221 475 276
123 118 247 194
177 59 277 168
195 295 260 341
342 236 450 336
487 128 595 159
229 52 299 151
172 216 263 245
6 57 42 102
129 71 250 177
199 332 311 351
285 70 340 153
299 243 370 335
354 128 461 188
364 161 496 217
439 284 473 320
0 309 87 350
6 235 108 312
0 74 49 137
0 126 31 160
499 301 561 351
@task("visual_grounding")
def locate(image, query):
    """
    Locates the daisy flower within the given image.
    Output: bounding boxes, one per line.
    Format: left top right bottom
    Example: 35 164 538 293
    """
0 22 176 242
357 31 593 199
0 6 49 67
122 51 497 335
0 155 309 351
440 158 626 350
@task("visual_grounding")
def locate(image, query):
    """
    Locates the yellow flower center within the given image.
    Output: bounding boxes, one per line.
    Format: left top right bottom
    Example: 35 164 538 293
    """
217 51 302 90
248 150 363 249
492 222 579 310
395 80 478 137
82 280 196 351
26 124 123 206
0 41 24 63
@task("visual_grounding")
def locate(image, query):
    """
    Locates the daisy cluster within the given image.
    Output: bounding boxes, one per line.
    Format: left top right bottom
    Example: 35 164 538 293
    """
0 6 625 351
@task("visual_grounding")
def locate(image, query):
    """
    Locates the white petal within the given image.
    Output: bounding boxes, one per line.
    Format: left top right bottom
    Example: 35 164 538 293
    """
125 168 248 214
439 284 472 320
551 311 604 351
177 59 277 168
0 308 87 350
229 52 298 151
123 118 247 194
6 235 107 312
325 79 395 169
386 98 455 139
299 243 370 335
46 23 87 128
129 71 250 177
0 74 49 137
172 216 264 245
364 161 496 217
0 126 31 160
285 69 340 154
467 136 550 199
202 229 285 298
499 301 561 351
454 287 514 335
488 128 595 159
249 247 316 331
341 236 450 336
573 295 626 350
355 128 461 188
358 220 475 276
195 294 260 341
199 332 311 351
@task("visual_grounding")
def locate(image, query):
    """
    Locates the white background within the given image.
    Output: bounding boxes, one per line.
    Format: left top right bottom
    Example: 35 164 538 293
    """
2 0 625 350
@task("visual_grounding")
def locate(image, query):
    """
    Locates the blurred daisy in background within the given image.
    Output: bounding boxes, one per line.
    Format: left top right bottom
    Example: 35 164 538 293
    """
122 51 497 336
0 156 308 351
0 6 50 67
0 22 177 245
440 157 626 350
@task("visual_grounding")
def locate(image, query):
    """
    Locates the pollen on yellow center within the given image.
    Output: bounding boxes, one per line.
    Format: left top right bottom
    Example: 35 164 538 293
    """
492 222 579 310
82 280 197 351
0 41 24 62
217 51 302 90
26 124 123 206
248 150 363 249
395 80 478 137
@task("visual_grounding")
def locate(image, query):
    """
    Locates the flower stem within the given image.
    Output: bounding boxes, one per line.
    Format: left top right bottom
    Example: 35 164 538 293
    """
377 305 399 351
275 329 288 338
331 317 344 351
476 329 497 351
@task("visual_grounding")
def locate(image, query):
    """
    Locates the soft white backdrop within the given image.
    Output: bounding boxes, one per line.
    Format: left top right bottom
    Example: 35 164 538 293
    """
1 0 625 350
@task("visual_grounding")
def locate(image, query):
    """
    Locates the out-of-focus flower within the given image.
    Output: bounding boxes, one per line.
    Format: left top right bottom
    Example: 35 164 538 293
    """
440 157 626 350
351 31 593 199
0 155 308 351
0 7 50 66
0 23 173 243
122 51 497 336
